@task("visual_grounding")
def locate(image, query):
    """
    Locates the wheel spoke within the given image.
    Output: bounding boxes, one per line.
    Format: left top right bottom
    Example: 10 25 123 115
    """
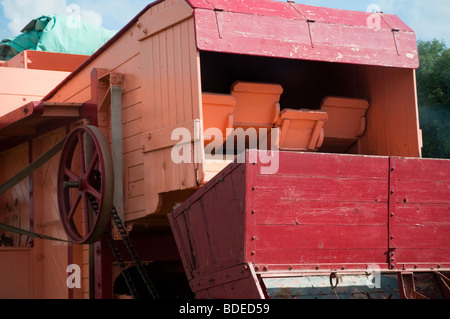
86 150 99 178
64 167 80 182
67 192 82 222
86 184 102 201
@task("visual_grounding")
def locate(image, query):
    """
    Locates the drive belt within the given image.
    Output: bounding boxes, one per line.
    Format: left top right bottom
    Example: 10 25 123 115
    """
0 137 66 195
0 137 70 243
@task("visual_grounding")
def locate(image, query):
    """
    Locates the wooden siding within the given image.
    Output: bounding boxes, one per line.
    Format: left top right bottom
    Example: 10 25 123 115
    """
354 65 421 157
46 0 202 222
32 127 69 299
0 68 70 117
0 143 30 247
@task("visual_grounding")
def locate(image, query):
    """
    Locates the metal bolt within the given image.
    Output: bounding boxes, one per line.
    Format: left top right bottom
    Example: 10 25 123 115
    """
263 266 268 272
251 236 256 241
251 251 255 256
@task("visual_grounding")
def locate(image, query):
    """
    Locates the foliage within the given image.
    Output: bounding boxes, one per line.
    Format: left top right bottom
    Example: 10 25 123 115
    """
416 39 450 159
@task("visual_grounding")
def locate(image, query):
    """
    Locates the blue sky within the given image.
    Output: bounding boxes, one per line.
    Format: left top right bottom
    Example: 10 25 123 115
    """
0 0 449 44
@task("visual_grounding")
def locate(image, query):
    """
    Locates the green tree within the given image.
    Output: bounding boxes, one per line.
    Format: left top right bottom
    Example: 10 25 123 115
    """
416 39 450 159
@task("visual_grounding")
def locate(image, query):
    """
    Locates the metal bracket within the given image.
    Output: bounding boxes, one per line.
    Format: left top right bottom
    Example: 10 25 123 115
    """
90 69 125 223
398 272 429 299
435 272 450 299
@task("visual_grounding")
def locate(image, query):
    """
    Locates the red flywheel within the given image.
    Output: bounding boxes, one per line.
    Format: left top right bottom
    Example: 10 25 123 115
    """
57 126 114 244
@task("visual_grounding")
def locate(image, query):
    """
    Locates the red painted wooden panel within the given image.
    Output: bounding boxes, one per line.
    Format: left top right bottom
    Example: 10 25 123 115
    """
169 164 247 277
252 249 388 266
253 200 387 226
170 150 450 294
293 4 390 29
391 249 450 264
254 175 388 203
193 1 419 68
273 153 388 179
245 151 390 270
390 157 450 269
195 0 300 19
194 9 312 57
396 204 450 227
254 225 387 250
381 13 414 32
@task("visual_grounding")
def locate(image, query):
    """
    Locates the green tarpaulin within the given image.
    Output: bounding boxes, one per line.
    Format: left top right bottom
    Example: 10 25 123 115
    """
0 14 117 61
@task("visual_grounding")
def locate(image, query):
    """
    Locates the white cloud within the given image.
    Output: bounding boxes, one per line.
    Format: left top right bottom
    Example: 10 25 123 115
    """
376 0 450 43
1 0 104 36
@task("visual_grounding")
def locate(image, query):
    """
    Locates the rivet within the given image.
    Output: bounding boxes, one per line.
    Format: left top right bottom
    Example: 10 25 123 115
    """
251 251 255 256
251 236 256 241
263 266 268 272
